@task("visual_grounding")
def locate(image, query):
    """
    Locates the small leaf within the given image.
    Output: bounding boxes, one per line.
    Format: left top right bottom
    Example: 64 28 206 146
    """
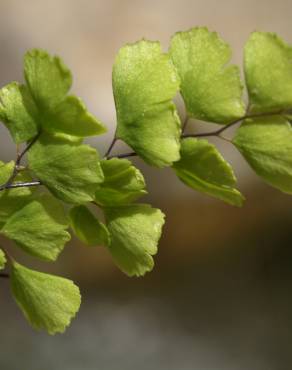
1 194 70 261
0 248 6 270
169 27 245 123
0 161 35 223
0 82 39 143
11 261 81 334
28 134 104 204
69 205 110 246
104 204 165 277
43 95 106 137
24 49 72 111
244 32 292 113
233 115 292 194
95 158 147 206
113 40 181 167
173 138 244 206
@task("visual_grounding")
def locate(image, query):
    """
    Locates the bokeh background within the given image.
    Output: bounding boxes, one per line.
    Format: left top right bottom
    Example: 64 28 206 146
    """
1 1 292 369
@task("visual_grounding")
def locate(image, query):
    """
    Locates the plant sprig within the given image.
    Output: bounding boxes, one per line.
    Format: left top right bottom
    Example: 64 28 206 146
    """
1 27 292 334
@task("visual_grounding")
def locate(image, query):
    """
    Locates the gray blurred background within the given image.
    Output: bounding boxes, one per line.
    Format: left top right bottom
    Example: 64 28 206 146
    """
1 1 292 369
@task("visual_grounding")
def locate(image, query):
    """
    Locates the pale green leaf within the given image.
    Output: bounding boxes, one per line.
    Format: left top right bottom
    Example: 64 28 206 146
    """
43 95 106 137
1 194 70 261
95 158 147 206
11 261 81 334
173 138 244 206
0 82 39 143
0 248 6 270
113 40 181 167
24 49 72 111
233 115 292 193
0 161 35 223
169 27 245 123
28 134 104 204
69 205 110 246
104 204 165 277
244 32 292 113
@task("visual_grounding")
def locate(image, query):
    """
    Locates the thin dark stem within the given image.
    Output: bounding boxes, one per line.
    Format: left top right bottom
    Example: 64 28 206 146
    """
108 151 137 160
0 273 9 279
104 137 117 158
0 132 41 191
0 181 42 192
182 111 283 140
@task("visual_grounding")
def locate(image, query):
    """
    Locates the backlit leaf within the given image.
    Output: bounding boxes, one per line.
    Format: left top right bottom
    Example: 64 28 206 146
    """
1 194 70 261
169 27 245 123
42 95 106 137
173 138 244 206
0 82 39 143
28 134 104 204
233 115 292 193
24 49 72 111
244 32 292 113
104 204 165 277
95 158 146 206
69 205 110 246
113 40 181 167
11 261 81 334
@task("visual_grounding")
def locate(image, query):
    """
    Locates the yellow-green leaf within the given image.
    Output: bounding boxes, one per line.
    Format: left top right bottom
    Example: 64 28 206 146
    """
113 40 181 167
11 261 81 335
169 27 245 123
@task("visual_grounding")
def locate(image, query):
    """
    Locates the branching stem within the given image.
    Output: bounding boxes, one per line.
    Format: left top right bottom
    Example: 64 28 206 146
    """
0 110 288 192
0 132 41 192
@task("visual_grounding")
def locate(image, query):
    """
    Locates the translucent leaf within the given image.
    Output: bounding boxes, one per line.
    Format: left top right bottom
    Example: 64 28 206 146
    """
42 95 106 137
95 158 147 206
0 82 39 143
0 161 35 223
69 205 110 246
169 27 245 123
11 261 81 334
24 49 72 111
113 40 181 167
104 204 165 277
28 134 104 204
1 194 70 261
244 32 292 113
233 115 292 193
173 138 244 206
0 248 6 270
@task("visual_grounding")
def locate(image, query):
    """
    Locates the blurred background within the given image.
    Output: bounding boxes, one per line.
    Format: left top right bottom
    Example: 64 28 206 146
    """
1 0 292 369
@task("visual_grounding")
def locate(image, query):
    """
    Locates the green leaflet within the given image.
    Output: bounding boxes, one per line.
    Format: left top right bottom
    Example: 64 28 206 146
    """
42 95 106 137
173 138 244 206
113 40 181 167
244 32 292 113
0 82 39 143
169 27 245 124
1 194 70 261
11 261 81 335
0 49 106 143
24 49 73 111
0 249 6 270
28 134 104 204
233 115 292 194
95 158 147 206
104 204 165 277
69 205 110 246
0 161 35 223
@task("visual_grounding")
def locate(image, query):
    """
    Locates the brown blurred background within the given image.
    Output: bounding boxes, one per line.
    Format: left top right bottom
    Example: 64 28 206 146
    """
1 0 292 369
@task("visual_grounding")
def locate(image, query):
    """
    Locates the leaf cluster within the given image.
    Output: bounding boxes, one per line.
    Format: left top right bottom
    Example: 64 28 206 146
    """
1 28 292 334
